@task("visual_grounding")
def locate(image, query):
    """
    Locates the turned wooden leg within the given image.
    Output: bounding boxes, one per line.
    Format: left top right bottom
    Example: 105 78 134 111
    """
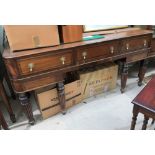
19 93 35 125
138 60 148 86
0 82 16 123
142 115 149 130
57 82 66 115
0 108 9 130
130 105 139 130
121 61 128 93
4 72 16 100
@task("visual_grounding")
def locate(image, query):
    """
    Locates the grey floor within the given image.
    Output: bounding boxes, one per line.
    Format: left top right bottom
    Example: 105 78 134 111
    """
1 60 155 130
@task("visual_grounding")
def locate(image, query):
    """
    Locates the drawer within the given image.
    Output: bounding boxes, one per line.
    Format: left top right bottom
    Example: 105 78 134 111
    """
121 36 151 52
77 41 119 63
126 50 148 63
17 51 73 75
12 72 63 92
150 38 155 53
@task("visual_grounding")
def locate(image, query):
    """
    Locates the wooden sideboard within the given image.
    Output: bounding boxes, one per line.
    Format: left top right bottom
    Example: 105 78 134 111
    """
3 29 153 124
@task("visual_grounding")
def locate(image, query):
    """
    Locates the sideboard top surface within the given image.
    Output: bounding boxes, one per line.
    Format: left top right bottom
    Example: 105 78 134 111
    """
3 29 153 59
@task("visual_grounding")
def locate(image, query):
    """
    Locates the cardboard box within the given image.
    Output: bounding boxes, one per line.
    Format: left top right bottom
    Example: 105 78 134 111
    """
58 25 83 43
80 63 118 99
35 80 82 119
4 25 60 52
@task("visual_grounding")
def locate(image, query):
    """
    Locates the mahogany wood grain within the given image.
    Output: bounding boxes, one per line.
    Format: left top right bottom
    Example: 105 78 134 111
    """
3 30 152 59
126 51 148 63
4 72 16 99
19 93 35 125
77 41 119 64
121 36 151 52
57 81 66 114
0 82 16 123
17 50 73 76
147 38 155 58
12 72 63 93
3 29 153 124
132 77 155 111
151 38 155 52
0 108 8 130
120 61 128 93
130 104 139 130
142 115 149 130
131 76 155 130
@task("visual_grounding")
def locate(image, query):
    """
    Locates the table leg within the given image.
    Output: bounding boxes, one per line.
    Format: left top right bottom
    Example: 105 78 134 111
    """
130 105 139 130
4 72 16 100
0 109 9 130
57 82 66 115
138 60 148 86
19 93 35 125
142 115 149 130
121 61 128 93
0 82 16 123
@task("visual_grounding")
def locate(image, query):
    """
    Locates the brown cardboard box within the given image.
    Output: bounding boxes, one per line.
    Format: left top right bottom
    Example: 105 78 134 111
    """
4 25 60 52
58 25 83 43
35 80 82 119
80 63 118 99
40 95 81 119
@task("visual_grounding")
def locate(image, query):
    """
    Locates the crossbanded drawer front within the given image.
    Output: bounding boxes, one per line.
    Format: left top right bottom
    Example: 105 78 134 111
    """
121 36 151 52
126 49 148 63
17 52 73 75
77 41 119 63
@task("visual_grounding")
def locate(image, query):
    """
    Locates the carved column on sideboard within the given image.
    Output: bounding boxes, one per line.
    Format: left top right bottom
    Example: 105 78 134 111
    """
121 61 128 93
57 81 66 115
19 93 35 125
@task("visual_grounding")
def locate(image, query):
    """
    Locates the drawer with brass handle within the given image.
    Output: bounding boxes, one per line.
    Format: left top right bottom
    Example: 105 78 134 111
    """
60 56 66 65
110 46 114 54
126 43 129 50
17 51 73 75
77 41 119 64
28 63 34 72
82 51 87 60
121 36 151 52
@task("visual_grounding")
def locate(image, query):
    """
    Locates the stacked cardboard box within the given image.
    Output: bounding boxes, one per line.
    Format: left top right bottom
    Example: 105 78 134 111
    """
35 63 118 119
4 25 60 52
80 63 118 99
35 80 82 119
58 25 83 43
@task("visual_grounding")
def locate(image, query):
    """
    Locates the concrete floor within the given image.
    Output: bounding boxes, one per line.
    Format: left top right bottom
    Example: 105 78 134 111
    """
1 61 155 130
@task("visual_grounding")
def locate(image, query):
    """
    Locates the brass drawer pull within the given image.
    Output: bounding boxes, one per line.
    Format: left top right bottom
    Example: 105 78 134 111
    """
60 56 66 65
28 63 34 72
82 51 87 60
110 46 114 54
144 40 147 47
126 43 129 50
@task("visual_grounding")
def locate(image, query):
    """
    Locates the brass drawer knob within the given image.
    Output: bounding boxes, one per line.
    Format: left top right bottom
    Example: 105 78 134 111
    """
60 56 66 65
82 51 87 60
126 43 129 50
28 63 34 72
144 40 147 47
110 46 114 54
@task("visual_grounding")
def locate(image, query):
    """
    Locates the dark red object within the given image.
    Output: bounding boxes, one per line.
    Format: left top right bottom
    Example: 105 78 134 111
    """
131 76 155 130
